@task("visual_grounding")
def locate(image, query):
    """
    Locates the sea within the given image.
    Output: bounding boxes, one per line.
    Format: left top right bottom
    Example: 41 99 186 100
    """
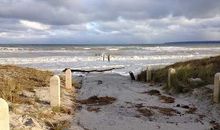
0 43 220 75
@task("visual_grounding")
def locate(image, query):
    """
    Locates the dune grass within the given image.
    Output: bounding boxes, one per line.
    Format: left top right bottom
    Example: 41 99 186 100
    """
137 55 220 93
0 65 53 103
137 70 147 82
0 65 78 130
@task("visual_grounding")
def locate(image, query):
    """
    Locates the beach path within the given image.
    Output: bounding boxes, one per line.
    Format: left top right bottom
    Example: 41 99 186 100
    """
71 73 219 130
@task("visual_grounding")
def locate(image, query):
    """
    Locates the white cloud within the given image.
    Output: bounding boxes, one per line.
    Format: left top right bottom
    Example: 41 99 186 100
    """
0 0 220 44
0 32 7 37
20 20 50 30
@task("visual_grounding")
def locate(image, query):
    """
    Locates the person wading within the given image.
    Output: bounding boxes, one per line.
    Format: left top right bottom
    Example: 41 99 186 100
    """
107 54 111 62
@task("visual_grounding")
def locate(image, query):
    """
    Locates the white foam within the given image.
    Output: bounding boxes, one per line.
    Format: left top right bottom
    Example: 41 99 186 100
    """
83 48 91 50
0 45 220 75
0 47 25 52
0 54 212 65
107 48 119 51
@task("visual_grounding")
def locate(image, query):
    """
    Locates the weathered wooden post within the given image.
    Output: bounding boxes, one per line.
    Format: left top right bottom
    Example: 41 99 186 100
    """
214 73 220 103
129 71 136 80
65 68 72 89
168 68 176 89
50 75 61 107
0 98 10 130
146 67 152 82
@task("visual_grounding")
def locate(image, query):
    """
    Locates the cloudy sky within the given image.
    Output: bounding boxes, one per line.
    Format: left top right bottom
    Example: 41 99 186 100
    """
0 0 220 44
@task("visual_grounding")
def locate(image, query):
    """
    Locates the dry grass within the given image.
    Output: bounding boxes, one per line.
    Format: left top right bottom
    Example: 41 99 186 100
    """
0 65 53 103
0 65 77 130
45 120 71 130
29 104 74 129
137 55 220 93
52 106 73 115
137 70 147 82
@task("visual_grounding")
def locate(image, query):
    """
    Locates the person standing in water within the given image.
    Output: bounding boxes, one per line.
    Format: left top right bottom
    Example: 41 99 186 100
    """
107 54 111 62
102 53 105 61
103 55 105 61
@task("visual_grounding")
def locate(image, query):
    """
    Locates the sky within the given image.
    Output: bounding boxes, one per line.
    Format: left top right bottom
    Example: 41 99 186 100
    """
0 0 220 44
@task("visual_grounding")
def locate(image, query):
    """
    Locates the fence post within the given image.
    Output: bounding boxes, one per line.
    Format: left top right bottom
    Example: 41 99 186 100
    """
65 69 72 89
214 73 220 103
0 98 10 130
168 68 176 89
146 67 152 82
50 75 61 107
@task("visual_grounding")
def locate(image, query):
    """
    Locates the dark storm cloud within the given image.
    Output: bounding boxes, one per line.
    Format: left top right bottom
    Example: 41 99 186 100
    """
0 0 220 44
0 0 84 25
0 0 220 25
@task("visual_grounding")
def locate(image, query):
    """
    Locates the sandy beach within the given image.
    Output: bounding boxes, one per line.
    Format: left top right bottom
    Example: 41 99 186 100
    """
71 73 220 130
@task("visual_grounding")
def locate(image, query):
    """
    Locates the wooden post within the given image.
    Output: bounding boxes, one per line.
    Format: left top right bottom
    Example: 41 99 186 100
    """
168 68 176 88
214 73 220 103
146 67 152 82
65 69 72 89
129 71 135 80
50 75 61 107
0 98 10 130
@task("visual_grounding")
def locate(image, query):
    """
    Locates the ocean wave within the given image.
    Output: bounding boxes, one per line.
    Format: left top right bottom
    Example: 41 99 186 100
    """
107 48 119 51
0 54 215 65
83 48 91 50
1 46 220 54
0 45 220 75
0 47 26 52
